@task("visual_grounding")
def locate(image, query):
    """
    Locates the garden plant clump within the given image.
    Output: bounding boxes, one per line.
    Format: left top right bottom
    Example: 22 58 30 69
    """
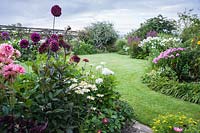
0 5 134 133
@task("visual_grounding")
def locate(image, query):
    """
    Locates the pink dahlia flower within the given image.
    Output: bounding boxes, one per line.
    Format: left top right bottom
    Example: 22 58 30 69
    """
0 43 14 58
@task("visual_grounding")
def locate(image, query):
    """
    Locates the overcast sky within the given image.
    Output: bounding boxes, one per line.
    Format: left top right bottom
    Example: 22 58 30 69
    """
0 0 199 34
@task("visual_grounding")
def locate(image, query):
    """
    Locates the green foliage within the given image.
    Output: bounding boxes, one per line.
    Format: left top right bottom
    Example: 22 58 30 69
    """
82 101 134 133
178 10 200 42
70 39 97 55
129 15 177 39
152 113 200 133
115 39 129 55
143 68 200 104
81 21 118 52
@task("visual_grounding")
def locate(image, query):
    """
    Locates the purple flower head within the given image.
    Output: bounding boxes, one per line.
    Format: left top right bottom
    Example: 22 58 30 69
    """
146 30 157 38
30 32 40 43
38 42 49 54
51 5 62 17
128 36 141 45
70 55 80 63
133 36 141 42
50 34 58 41
50 40 59 52
1 32 10 40
19 39 29 48
152 47 186 64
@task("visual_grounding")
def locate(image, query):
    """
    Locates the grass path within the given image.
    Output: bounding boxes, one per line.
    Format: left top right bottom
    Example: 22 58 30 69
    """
81 53 200 125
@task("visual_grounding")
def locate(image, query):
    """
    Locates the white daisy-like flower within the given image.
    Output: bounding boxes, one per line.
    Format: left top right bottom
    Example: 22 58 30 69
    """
87 96 95 100
95 78 103 84
91 107 97 111
96 65 102 70
75 90 84 95
96 94 104 97
102 68 114 75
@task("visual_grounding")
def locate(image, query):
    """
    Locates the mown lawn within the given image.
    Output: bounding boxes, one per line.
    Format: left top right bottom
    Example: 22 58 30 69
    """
81 53 200 126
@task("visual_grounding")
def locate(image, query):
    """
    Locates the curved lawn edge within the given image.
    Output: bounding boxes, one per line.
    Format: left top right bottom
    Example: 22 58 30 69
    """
81 53 200 125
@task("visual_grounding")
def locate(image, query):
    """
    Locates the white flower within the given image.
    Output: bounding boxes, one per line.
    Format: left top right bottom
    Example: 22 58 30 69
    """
95 78 103 84
96 94 104 97
102 68 114 75
85 72 90 76
91 107 97 111
87 96 95 100
75 90 84 95
96 65 102 70
71 78 78 83
91 75 95 79
69 84 77 89
100 62 106 65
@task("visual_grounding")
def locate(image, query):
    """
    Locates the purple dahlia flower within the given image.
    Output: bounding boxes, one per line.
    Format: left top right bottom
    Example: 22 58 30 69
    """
1 32 10 40
38 42 49 54
51 5 62 17
30 32 40 43
19 39 29 48
50 34 58 41
50 40 59 52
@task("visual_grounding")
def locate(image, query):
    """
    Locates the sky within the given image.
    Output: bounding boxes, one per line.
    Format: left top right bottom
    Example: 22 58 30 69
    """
0 0 199 34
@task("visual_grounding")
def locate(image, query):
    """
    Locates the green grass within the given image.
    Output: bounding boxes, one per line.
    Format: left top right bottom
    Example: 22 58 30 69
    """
81 53 200 126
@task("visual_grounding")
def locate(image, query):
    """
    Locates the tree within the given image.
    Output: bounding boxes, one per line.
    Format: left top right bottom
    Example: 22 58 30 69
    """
129 15 177 39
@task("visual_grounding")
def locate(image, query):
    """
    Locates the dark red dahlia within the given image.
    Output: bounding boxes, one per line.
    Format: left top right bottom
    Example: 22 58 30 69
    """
59 40 71 50
30 32 40 43
19 39 29 48
70 55 80 63
51 5 62 17
38 43 49 54
50 40 59 52
83 58 89 62
58 34 63 40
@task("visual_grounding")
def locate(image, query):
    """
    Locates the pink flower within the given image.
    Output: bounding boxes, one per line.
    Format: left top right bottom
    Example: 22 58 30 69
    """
1 64 25 81
14 50 21 58
102 118 109 124
0 43 14 57
173 127 183 132
13 64 25 74
97 129 102 133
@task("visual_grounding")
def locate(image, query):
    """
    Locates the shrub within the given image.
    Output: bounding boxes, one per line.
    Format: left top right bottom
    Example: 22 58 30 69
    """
143 68 200 104
115 39 129 55
82 21 118 52
70 39 97 55
152 113 200 133
127 36 147 59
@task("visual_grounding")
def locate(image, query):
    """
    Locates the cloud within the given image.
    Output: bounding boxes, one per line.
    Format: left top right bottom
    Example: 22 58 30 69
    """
0 0 199 34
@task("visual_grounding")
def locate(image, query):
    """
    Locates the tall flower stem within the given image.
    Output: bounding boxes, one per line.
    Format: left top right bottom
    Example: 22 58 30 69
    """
52 16 55 34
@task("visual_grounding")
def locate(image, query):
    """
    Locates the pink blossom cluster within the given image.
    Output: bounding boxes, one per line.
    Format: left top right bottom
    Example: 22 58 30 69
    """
1 64 25 81
0 43 25 82
153 48 186 64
